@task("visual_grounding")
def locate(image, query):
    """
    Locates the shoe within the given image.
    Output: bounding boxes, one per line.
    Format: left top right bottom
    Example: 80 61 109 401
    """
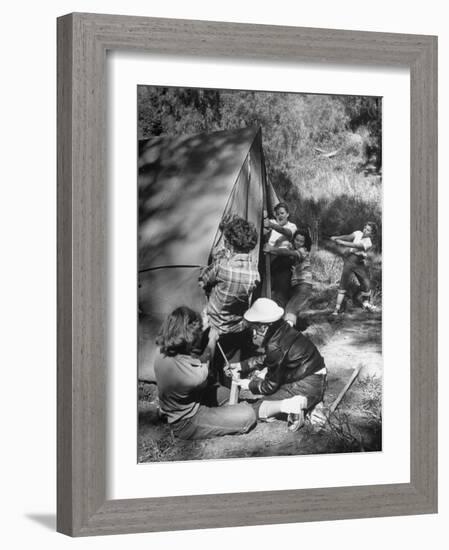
261 416 277 423
362 302 378 312
287 411 305 432
282 395 307 414
282 395 306 432
329 309 341 320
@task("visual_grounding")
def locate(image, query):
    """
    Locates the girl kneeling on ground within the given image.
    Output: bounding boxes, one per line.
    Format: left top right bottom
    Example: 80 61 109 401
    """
229 298 327 433
154 306 256 440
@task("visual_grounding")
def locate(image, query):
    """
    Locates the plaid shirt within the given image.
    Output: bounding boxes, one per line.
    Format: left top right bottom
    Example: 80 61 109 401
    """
200 253 260 334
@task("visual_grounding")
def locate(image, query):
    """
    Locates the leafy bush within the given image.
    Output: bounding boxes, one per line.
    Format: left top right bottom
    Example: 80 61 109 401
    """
138 87 382 246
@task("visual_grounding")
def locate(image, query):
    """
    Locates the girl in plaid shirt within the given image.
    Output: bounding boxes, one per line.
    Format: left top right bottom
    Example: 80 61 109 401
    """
199 216 260 335
199 216 260 382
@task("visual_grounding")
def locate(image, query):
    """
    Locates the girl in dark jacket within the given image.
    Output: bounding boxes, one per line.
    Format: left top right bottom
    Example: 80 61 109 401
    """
229 298 327 432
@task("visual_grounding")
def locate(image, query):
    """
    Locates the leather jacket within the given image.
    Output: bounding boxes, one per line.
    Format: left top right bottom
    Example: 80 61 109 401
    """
241 320 325 395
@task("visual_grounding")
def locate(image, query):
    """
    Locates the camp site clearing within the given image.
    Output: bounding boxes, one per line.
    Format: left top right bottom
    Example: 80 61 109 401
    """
138 309 382 461
137 126 382 461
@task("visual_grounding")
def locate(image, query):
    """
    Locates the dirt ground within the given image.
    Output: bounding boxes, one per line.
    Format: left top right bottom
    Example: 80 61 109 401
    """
138 304 382 463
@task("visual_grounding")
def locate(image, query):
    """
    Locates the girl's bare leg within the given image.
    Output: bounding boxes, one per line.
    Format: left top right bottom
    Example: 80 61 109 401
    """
332 290 346 315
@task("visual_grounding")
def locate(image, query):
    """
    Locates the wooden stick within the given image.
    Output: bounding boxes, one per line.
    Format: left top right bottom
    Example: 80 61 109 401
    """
229 376 240 405
216 341 228 366
216 341 240 405
265 253 272 299
329 364 363 414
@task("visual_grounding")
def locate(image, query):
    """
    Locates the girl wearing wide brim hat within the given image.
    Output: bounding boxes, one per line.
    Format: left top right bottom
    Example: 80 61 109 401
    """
230 298 327 432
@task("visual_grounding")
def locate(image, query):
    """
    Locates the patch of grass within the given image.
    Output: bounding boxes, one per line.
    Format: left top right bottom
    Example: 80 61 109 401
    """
310 248 343 285
324 411 366 452
139 435 176 462
298 171 382 205
307 284 336 312
367 253 382 306
315 372 382 453
138 381 158 402
357 374 382 421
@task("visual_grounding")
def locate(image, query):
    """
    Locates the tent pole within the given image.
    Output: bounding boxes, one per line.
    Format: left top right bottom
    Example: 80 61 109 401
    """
260 128 272 299
265 241 272 299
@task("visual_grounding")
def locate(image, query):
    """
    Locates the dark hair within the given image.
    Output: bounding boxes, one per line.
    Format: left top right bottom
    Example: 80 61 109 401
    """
220 215 258 253
156 306 202 357
364 221 378 238
293 228 312 251
274 202 289 214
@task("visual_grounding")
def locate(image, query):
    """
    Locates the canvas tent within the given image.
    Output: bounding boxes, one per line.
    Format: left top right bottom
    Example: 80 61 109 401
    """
138 126 278 381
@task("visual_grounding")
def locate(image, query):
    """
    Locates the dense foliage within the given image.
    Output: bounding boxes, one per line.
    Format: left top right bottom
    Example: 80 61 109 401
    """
138 87 382 248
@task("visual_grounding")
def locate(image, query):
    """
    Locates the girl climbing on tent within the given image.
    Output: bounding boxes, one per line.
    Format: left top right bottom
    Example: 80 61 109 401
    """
154 306 257 440
330 221 378 316
198 215 260 383
264 202 297 307
264 227 313 327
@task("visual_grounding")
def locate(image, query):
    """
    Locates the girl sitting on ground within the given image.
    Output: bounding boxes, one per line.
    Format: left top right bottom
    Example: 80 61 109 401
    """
264 228 313 327
154 306 257 440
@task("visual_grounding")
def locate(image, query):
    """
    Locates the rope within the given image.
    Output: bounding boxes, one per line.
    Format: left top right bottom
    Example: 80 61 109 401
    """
138 264 204 274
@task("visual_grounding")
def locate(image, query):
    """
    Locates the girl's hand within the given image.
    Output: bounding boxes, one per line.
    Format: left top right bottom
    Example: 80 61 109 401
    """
208 327 219 345
224 361 241 378
201 307 209 330
330 236 338 241
263 244 273 253
236 378 250 390
255 367 267 380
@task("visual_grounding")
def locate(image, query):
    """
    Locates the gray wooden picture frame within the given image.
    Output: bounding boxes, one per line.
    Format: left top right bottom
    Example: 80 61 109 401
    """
57 12 438 537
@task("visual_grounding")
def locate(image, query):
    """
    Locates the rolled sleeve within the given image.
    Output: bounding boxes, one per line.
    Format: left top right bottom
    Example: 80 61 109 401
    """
199 262 219 290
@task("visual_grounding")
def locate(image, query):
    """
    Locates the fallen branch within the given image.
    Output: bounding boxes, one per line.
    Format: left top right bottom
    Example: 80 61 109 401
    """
329 363 363 414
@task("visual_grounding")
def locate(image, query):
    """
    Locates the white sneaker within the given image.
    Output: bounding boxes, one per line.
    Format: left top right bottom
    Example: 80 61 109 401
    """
362 302 378 312
281 396 307 432
281 395 307 414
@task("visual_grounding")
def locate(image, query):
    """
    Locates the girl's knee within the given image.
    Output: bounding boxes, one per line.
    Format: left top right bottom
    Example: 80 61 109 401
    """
240 404 257 432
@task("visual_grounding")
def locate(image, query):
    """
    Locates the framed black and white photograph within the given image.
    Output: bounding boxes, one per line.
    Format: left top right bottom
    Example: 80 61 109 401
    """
137 86 383 462
57 13 437 537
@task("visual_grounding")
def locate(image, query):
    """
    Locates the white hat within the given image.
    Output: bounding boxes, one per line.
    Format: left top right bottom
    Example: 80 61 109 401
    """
244 298 284 324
